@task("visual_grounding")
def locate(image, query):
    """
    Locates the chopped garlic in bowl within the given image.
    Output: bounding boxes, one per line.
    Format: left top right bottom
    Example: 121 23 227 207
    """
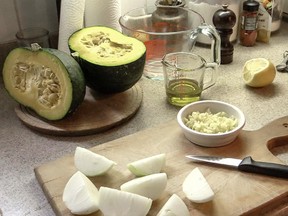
184 109 238 134
177 100 245 147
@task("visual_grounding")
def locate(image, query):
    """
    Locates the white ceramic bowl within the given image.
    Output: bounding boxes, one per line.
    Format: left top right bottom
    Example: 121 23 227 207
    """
177 100 246 147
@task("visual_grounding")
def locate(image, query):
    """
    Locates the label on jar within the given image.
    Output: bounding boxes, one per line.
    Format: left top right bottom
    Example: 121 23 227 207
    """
241 16 258 31
257 4 272 30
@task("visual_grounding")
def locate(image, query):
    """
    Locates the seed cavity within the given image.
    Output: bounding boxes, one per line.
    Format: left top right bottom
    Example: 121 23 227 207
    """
13 62 61 108
80 31 133 58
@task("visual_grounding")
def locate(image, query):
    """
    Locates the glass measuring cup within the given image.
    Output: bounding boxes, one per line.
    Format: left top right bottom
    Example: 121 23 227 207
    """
119 5 220 80
162 52 218 106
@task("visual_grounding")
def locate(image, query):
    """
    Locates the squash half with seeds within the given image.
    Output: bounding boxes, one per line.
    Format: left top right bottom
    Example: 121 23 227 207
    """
2 44 86 120
68 26 146 93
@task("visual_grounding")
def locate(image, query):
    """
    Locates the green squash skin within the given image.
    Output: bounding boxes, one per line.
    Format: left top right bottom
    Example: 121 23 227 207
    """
44 48 86 115
78 53 145 93
2 47 86 120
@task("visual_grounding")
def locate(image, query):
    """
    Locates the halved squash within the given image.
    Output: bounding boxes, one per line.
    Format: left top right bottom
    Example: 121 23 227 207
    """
68 26 146 93
2 44 86 120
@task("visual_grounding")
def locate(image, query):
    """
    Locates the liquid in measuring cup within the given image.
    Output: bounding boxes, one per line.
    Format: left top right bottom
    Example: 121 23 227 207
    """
166 79 202 106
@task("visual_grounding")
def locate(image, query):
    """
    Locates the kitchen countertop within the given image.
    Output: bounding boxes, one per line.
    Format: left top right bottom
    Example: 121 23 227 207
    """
1 21 288 216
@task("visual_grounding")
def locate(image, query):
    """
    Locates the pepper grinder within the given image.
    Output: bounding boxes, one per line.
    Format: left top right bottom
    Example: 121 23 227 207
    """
213 4 236 64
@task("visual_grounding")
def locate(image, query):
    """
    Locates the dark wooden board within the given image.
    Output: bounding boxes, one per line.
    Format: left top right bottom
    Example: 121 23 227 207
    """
15 84 142 136
35 116 288 215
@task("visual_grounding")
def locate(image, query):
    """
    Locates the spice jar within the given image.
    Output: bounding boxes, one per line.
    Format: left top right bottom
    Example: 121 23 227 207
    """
240 0 260 46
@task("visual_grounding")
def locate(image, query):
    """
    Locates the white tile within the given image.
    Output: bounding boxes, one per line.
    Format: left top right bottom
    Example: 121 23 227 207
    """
0 0 19 43
0 0 58 43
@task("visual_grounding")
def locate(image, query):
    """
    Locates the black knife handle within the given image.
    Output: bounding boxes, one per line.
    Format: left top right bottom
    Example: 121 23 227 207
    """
238 156 288 178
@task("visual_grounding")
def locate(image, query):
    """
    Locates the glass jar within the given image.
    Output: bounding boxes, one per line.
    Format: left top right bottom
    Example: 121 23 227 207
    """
240 0 259 46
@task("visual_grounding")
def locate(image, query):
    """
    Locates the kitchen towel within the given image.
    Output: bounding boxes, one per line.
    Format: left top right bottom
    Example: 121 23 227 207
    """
84 0 121 31
58 0 85 54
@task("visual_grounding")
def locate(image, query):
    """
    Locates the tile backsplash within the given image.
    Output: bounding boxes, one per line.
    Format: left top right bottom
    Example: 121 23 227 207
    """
0 0 159 45
284 0 288 14
0 0 157 67
0 0 60 71
0 0 59 44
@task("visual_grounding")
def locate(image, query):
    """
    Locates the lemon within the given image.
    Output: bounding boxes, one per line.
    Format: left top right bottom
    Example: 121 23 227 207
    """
242 58 276 87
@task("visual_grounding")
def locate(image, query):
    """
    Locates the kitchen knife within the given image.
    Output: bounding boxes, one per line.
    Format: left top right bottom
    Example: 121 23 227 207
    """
186 155 288 178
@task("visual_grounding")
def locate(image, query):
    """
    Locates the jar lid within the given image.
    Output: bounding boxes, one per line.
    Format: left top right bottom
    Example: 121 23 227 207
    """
155 0 185 7
243 0 260 12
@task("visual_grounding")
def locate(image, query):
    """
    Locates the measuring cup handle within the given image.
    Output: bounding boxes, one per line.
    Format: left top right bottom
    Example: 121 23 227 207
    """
190 23 221 65
203 62 218 90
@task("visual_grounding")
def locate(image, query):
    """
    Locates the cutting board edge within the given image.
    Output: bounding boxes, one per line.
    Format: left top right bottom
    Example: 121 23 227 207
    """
243 192 288 215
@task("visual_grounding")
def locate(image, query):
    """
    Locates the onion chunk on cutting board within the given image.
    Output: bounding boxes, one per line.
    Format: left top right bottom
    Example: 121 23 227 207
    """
62 171 99 215
127 153 166 176
98 187 152 216
182 167 214 203
74 146 116 176
120 173 167 200
157 194 190 216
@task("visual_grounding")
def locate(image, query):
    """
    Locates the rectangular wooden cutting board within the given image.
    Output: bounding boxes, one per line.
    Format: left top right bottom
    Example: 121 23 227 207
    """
35 116 288 216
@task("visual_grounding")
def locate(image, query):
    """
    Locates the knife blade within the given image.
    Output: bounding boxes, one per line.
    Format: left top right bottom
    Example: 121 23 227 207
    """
186 155 288 178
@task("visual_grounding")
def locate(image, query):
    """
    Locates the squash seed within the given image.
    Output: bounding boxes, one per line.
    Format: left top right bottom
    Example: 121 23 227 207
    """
13 61 61 108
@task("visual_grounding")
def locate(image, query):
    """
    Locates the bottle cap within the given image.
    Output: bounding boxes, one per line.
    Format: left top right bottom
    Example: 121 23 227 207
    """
243 0 260 12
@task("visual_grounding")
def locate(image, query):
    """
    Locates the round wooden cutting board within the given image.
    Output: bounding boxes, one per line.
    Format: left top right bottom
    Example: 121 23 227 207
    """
15 84 143 136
